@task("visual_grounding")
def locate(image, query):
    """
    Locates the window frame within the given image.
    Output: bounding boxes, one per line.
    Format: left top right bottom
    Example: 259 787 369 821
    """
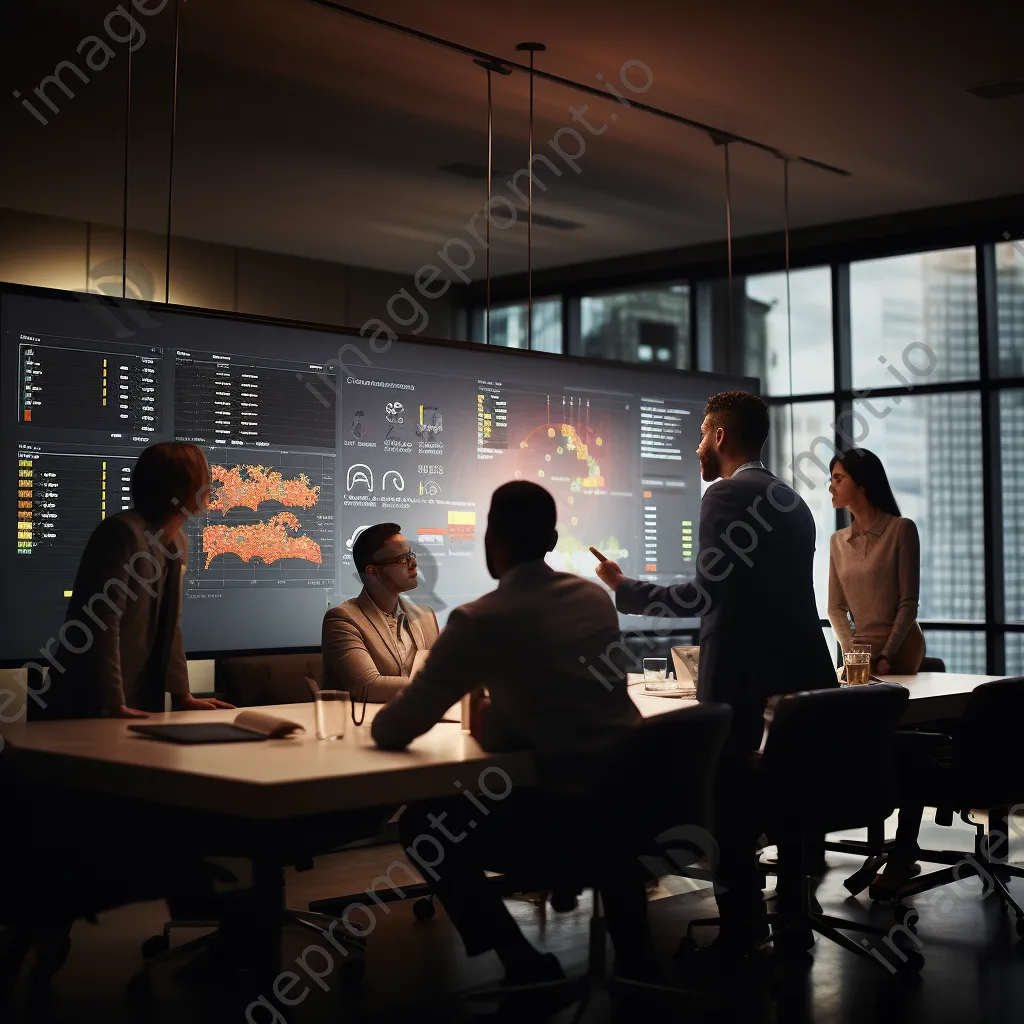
465 236 1024 673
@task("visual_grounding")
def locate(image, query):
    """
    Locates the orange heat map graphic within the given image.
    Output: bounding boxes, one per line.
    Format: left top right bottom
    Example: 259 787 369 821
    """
203 512 322 569
207 464 320 514
521 423 605 490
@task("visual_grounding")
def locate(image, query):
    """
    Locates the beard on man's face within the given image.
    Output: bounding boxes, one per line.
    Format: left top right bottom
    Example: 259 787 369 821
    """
700 447 721 482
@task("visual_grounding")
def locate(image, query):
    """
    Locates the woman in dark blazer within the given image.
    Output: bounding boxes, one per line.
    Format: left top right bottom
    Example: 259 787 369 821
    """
49 442 233 719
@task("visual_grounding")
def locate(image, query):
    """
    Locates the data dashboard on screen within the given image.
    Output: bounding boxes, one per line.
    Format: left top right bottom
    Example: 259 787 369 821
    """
0 287 754 664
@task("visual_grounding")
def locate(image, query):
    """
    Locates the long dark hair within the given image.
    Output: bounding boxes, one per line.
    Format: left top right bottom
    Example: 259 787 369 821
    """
829 448 901 518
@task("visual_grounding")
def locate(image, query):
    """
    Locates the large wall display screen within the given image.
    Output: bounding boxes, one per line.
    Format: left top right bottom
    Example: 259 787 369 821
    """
0 287 754 663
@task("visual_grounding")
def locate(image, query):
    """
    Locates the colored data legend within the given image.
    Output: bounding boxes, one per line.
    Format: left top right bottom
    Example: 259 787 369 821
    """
681 519 693 560
447 510 476 545
17 458 34 554
643 504 658 570
476 382 508 457
15 448 134 561
18 343 161 433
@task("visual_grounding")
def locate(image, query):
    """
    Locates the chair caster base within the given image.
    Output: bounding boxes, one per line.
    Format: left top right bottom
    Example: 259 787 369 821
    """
413 897 435 922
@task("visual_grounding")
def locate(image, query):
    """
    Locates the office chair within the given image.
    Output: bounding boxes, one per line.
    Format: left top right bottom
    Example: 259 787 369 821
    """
840 655 946 895
684 684 921 972
884 677 1024 937
462 703 733 1017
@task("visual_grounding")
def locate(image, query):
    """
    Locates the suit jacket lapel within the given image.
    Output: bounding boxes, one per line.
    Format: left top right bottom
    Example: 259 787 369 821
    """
402 598 427 650
355 589 403 670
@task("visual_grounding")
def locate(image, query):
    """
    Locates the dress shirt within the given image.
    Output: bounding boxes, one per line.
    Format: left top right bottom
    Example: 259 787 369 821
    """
382 605 418 676
371 559 640 794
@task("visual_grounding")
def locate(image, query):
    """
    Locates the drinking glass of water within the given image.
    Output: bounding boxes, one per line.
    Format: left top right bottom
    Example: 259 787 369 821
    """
842 645 872 687
643 658 674 693
313 690 349 740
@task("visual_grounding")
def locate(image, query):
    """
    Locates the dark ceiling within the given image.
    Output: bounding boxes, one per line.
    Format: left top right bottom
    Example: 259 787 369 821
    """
2 0 1023 279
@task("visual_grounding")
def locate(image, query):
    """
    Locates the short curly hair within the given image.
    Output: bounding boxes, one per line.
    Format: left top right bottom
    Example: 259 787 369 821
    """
704 391 769 453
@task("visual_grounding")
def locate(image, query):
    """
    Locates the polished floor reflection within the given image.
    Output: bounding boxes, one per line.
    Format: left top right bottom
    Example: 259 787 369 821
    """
5 813 1023 1023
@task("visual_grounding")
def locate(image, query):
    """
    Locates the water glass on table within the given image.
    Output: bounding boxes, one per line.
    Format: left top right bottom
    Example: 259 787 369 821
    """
643 657 674 693
313 689 349 740
842 644 872 686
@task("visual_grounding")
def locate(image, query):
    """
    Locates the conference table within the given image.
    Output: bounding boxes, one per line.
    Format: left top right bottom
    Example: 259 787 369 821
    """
626 671 999 726
0 670 1004 979
0 672 1000 821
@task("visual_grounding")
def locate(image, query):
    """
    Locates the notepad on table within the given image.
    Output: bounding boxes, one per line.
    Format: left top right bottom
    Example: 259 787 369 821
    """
129 710 305 745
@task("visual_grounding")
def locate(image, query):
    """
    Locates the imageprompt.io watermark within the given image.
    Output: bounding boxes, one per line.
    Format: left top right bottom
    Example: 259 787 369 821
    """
13 0 187 127
302 57 656 409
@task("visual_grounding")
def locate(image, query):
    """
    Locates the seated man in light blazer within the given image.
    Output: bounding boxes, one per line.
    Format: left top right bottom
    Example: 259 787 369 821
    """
322 522 439 702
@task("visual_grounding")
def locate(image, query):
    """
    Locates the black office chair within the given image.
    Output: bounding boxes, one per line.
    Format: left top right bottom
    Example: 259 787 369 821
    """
686 684 919 971
840 655 946 895
461 703 733 1016
885 677 1024 936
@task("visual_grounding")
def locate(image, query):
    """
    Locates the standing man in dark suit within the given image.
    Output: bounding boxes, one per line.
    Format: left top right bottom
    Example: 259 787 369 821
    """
595 390 836 958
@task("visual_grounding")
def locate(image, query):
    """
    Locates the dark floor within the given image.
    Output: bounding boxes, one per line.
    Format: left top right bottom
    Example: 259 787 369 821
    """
5 812 1024 1023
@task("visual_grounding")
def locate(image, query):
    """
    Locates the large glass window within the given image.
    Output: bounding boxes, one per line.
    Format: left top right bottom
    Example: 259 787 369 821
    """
997 239 1024 377
580 285 690 367
1006 634 1024 676
852 392 984 622
471 298 562 353
922 630 987 674
1002 389 1024 622
768 401 836 616
744 268 833 395
851 248 979 388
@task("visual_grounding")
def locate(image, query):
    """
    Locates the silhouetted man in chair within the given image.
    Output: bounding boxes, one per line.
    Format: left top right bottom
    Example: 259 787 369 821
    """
596 391 836 959
372 482 651 994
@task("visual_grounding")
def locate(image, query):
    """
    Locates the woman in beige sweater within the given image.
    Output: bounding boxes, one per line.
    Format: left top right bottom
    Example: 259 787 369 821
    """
827 449 925 676
828 448 926 900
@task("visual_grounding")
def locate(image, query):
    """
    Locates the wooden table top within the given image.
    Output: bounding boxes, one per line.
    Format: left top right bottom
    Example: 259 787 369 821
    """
0 702 535 820
2 673 1002 820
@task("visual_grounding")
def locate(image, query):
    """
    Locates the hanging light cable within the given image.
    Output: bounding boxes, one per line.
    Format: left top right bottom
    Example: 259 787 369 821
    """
723 140 734 351
164 0 182 304
121 44 133 299
474 58 511 344
517 42 545 350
